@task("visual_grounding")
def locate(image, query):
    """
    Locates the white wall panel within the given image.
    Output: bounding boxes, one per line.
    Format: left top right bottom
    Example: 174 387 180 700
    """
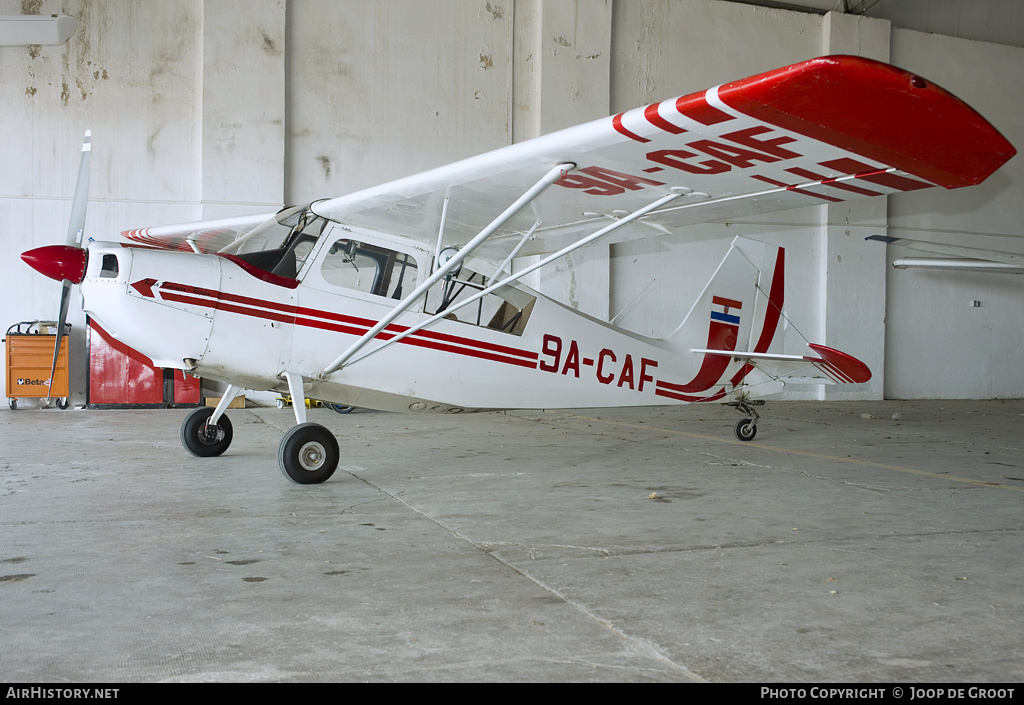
1 0 205 403
885 30 1024 398
285 0 513 203
515 0 613 320
200 0 286 218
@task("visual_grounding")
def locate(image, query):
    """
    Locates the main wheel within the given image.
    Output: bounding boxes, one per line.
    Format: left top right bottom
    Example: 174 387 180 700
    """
180 407 234 457
278 423 339 485
734 418 757 442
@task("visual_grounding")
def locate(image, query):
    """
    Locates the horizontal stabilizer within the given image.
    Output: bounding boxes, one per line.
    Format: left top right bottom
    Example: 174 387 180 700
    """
692 343 871 385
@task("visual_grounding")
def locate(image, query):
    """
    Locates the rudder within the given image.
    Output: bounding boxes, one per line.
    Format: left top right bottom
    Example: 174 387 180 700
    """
660 236 785 395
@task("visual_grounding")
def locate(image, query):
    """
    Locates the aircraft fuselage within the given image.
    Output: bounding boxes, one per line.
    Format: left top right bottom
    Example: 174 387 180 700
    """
79 221 763 414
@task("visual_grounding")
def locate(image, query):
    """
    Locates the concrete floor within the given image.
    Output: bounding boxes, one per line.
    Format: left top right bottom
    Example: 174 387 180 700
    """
1 399 1022 682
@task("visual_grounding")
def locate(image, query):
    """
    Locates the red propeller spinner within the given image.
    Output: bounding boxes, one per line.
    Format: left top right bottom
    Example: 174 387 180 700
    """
21 245 88 284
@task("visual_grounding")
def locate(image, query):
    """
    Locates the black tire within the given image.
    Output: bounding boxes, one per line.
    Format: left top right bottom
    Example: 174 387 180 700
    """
734 418 757 442
8 398 16 411
278 423 339 485
328 404 354 414
57 397 69 410
180 407 233 457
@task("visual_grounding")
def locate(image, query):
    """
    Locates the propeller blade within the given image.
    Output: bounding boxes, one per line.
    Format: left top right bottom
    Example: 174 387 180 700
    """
43 130 91 403
66 130 91 247
47 283 73 402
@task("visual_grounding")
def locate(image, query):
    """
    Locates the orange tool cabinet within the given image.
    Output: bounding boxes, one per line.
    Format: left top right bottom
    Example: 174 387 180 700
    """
3 321 70 410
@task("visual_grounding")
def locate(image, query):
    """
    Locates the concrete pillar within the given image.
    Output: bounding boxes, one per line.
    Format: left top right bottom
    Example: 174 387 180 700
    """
512 0 611 140
200 0 286 219
514 0 612 319
818 11 891 400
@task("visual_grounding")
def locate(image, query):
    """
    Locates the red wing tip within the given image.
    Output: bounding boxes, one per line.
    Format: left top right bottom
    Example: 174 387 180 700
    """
718 55 1015 189
807 344 872 384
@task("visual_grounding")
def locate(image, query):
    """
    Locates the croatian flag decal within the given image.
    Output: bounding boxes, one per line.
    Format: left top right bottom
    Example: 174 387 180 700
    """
711 296 742 326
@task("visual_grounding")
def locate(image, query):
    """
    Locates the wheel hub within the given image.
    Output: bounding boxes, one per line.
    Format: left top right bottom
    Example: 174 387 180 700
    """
297 441 326 471
200 423 224 444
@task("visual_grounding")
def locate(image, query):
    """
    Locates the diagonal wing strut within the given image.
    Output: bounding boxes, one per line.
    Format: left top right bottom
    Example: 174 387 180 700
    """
331 167 899 371
337 187 692 370
322 162 575 375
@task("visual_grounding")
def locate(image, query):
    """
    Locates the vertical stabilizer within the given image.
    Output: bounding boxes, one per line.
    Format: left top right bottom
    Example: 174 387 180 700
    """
659 237 785 396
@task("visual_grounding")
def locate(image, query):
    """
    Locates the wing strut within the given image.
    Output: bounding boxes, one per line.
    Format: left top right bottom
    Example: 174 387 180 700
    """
490 221 540 283
338 187 691 370
322 162 574 375
433 194 450 272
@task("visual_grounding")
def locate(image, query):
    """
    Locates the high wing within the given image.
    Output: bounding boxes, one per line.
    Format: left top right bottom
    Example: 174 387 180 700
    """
867 234 1024 272
122 211 276 253
310 54 1014 263
122 55 1014 260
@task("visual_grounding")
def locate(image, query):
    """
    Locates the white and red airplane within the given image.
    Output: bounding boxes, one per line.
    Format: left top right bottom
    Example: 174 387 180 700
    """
21 56 1015 484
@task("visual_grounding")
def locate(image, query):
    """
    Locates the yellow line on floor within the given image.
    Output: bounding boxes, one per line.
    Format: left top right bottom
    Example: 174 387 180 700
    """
560 413 1024 493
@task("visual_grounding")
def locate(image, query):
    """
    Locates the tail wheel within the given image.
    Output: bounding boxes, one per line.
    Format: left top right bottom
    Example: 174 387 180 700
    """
734 418 757 442
180 407 234 457
278 422 339 484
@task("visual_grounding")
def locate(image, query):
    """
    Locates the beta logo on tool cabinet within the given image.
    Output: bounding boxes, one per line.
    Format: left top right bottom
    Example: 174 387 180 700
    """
17 378 50 388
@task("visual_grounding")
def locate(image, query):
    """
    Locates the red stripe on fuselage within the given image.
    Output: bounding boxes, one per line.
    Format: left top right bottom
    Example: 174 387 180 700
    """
659 318 739 396
149 281 538 369
158 291 297 325
653 384 728 403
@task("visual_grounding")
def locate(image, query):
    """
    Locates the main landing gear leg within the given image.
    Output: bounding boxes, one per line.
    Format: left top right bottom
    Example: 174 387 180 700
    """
725 396 765 442
277 371 339 485
180 384 237 457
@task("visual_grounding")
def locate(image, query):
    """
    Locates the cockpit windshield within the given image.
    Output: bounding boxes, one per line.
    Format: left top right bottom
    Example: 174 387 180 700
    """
218 203 329 279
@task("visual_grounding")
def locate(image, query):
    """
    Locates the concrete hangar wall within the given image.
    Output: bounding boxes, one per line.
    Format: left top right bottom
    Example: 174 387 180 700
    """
1 0 1020 406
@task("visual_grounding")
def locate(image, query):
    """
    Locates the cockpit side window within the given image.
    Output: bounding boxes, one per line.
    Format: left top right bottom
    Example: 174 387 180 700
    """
321 239 418 299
